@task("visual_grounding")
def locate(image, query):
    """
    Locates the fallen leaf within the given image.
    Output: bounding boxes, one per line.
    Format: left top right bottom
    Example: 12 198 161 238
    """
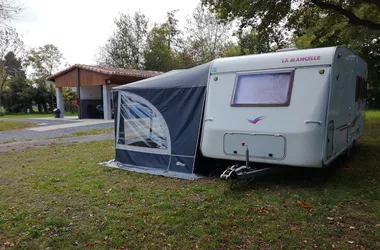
349 226 356 230
348 241 354 244
290 226 299 232
3 241 15 247
86 243 96 248
327 217 334 221
296 200 313 209
204 236 212 242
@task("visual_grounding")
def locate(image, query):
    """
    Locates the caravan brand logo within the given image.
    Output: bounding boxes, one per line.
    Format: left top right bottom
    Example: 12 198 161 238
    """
248 116 265 124
282 56 321 63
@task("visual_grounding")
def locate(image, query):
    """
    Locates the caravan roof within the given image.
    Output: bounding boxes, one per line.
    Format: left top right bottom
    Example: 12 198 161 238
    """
211 46 339 74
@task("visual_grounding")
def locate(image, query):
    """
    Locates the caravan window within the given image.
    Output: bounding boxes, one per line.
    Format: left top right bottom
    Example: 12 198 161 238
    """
356 76 367 102
231 71 294 106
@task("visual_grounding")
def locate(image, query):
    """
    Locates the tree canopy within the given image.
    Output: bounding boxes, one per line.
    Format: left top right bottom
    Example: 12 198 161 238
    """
202 0 380 47
97 12 148 69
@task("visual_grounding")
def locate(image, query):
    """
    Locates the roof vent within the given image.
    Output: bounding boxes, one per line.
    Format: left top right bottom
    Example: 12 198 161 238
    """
276 48 299 52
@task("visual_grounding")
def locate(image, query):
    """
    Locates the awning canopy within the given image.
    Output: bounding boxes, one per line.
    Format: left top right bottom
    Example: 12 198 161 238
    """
110 63 212 180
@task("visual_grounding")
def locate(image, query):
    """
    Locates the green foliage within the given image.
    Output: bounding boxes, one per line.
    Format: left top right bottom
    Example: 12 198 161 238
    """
27 44 63 79
202 0 292 48
63 88 77 113
143 10 185 71
26 44 63 112
0 106 5 116
203 0 380 42
184 4 232 65
97 12 148 69
223 29 270 57
144 23 180 72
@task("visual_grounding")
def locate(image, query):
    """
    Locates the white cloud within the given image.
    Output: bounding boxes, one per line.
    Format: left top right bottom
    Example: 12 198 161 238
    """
11 0 200 69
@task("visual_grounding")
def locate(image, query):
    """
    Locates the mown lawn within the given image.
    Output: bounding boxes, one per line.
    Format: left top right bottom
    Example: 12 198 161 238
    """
63 128 114 138
0 120 36 131
0 119 379 249
2 112 77 119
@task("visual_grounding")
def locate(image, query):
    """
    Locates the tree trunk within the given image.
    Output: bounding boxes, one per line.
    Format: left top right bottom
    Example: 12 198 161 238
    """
42 102 48 113
37 103 42 113
50 95 54 112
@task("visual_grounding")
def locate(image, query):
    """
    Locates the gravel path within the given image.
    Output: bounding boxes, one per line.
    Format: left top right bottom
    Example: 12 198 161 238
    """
0 118 114 143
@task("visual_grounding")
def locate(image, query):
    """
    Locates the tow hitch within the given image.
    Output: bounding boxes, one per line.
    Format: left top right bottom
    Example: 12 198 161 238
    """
220 142 282 186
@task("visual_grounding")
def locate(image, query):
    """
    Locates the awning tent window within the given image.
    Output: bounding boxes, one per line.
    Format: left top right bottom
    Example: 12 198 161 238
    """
231 71 294 106
117 91 171 154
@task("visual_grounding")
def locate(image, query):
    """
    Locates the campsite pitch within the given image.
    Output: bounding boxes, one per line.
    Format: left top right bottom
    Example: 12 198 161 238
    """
0 118 379 249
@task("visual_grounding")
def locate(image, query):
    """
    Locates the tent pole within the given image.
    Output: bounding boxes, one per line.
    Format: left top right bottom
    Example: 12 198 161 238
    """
149 109 153 139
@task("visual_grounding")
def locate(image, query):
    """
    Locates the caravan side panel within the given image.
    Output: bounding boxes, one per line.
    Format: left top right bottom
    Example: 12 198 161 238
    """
323 47 367 164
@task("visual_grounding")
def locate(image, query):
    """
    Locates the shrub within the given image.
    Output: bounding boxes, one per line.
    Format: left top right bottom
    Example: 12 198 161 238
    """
0 106 5 116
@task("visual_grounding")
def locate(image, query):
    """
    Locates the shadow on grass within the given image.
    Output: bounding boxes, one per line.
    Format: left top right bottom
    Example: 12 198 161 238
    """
205 142 379 192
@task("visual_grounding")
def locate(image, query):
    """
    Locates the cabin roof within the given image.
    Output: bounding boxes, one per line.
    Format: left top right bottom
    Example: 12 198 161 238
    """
47 64 162 81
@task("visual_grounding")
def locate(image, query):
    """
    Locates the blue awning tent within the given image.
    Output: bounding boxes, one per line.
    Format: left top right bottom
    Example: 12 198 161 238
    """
102 63 211 180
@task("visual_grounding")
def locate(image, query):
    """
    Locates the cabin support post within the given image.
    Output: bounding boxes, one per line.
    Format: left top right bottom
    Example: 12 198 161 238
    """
103 84 112 120
56 87 64 118
76 68 81 119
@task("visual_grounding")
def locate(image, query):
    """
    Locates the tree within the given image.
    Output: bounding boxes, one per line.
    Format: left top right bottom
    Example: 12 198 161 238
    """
184 4 232 65
0 28 24 107
27 44 63 79
97 12 148 69
204 0 380 106
224 29 271 57
27 44 63 112
144 23 179 72
166 9 181 51
202 0 380 46
144 10 183 71
0 0 23 29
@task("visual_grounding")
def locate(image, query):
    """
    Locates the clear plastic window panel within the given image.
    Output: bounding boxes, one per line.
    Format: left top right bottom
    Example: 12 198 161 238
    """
118 93 168 150
232 72 292 105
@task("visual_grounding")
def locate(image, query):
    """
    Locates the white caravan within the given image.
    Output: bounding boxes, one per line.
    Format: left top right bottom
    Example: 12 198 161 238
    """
200 46 367 168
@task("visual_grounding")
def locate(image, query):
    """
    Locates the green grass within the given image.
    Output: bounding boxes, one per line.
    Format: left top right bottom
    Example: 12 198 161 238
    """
2 112 78 119
0 120 36 131
49 128 114 140
0 119 379 249
366 110 380 117
70 128 114 137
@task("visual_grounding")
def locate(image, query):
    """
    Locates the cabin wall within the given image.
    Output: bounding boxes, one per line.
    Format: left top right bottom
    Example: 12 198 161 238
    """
79 69 108 86
55 70 77 87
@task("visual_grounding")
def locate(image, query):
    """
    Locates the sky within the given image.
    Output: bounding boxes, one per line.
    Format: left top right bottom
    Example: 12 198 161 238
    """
10 0 200 70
